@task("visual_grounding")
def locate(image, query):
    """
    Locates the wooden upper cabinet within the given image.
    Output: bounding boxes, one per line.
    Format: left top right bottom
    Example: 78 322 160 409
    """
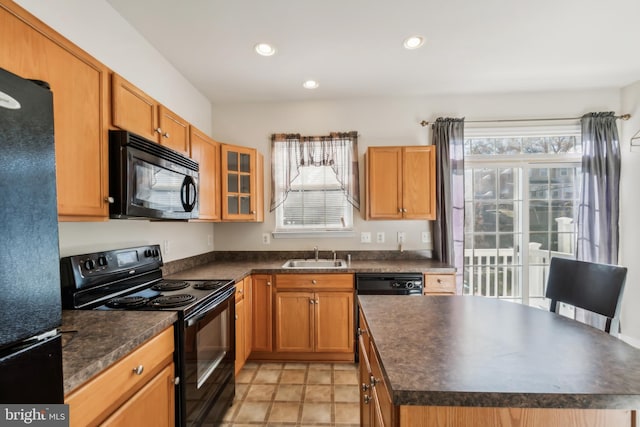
189 127 221 221
111 73 190 156
111 73 158 141
221 143 264 222
1 1 110 221
366 146 436 220
158 105 189 156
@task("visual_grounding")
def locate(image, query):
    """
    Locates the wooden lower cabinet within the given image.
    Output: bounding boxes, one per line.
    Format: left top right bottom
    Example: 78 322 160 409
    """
423 273 456 295
65 326 175 427
235 276 253 374
272 274 354 361
250 274 273 354
235 295 246 375
397 407 635 427
101 363 175 427
359 311 395 427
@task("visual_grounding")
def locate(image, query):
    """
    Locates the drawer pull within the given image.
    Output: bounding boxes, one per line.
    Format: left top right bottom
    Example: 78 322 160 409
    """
132 365 144 376
437 278 442 283
311 279 317 284
363 395 372 404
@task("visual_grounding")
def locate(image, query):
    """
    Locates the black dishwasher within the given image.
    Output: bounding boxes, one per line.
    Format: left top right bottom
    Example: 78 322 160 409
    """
355 273 423 360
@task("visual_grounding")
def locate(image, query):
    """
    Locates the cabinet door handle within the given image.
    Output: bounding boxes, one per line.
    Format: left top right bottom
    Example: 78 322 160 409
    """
267 281 272 286
132 365 144 375
162 132 170 138
154 127 162 134
309 299 315 304
361 383 370 391
104 196 115 204
363 395 372 404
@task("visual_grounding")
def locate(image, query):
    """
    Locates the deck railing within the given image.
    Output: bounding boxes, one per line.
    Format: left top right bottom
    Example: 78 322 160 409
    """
464 244 574 299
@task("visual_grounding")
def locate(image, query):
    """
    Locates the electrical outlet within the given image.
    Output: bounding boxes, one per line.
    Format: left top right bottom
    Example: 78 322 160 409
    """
262 233 271 244
361 232 372 243
421 231 430 243
376 232 385 243
397 232 406 243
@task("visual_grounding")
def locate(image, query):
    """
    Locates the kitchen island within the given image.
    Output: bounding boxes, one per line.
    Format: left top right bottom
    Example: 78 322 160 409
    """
358 295 640 427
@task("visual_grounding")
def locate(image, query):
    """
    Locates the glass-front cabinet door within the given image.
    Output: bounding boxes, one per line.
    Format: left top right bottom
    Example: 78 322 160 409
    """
221 144 260 221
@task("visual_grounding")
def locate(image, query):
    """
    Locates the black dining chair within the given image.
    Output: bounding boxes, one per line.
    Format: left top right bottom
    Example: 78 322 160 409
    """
545 257 627 335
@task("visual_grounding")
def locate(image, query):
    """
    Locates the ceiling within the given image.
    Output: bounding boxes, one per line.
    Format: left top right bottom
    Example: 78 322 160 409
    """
107 0 640 105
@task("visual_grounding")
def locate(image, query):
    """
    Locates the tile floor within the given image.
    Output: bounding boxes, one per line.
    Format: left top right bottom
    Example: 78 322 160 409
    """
219 362 360 426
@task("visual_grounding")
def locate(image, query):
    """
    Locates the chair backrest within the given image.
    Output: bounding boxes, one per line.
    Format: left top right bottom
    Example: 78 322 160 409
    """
545 257 627 335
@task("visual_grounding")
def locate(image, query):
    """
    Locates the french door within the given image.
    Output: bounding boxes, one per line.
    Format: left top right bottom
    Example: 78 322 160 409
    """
463 160 581 307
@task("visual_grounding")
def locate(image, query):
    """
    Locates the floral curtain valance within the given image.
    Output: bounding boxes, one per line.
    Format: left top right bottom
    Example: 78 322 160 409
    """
270 131 360 212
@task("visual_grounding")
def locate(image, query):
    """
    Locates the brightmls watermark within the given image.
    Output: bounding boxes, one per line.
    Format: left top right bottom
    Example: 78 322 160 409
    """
0 405 68 426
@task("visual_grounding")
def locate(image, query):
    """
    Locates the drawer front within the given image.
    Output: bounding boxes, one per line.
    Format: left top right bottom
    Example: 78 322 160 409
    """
65 326 174 427
235 279 245 301
424 274 456 294
275 273 354 290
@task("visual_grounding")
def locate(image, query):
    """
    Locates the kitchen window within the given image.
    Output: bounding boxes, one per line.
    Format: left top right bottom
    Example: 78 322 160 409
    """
462 126 582 308
270 132 360 237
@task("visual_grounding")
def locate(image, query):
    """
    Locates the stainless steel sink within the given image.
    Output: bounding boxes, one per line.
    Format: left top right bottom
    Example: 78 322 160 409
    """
282 259 348 269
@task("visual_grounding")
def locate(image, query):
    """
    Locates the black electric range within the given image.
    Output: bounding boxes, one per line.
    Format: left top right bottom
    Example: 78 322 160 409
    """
60 244 236 426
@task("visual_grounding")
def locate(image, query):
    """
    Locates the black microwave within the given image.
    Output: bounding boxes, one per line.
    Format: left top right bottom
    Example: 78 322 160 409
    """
108 130 199 220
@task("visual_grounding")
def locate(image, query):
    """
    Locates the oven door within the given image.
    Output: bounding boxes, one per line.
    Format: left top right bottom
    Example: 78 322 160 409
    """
125 146 198 220
181 289 235 426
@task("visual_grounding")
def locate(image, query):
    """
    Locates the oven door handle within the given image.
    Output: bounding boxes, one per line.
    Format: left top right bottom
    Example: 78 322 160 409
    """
184 286 235 327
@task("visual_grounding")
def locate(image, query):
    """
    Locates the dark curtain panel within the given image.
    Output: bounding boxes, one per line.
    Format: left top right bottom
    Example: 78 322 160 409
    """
431 118 465 293
270 131 360 211
577 112 621 265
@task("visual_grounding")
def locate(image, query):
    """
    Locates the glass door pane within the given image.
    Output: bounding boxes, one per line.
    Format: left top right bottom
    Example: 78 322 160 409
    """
464 167 522 301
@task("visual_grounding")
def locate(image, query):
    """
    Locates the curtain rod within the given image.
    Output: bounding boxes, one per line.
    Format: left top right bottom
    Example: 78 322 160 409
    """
419 114 631 127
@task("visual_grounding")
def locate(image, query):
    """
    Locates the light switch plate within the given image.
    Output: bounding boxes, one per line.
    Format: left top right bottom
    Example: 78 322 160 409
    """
421 231 430 243
376 232 385 243
361 232 372 243
397 232 406 243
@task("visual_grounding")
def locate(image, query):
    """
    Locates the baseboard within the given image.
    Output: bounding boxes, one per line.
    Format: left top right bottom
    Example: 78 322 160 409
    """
619 333 640 349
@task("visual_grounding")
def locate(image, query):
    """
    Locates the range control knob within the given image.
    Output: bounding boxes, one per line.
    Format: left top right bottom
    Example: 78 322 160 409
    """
406 281 415 289
84 259 96 270
97 256 108 267
144 249 152 257
153 249 160 257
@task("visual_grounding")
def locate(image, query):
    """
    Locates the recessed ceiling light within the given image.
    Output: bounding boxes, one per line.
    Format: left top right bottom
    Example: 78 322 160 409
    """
303 80 319 89
403 35 425 50
254 43 276 56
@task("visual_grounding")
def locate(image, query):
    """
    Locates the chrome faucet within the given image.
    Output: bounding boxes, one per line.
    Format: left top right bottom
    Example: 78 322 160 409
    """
314 246 319 261
332 250 337 262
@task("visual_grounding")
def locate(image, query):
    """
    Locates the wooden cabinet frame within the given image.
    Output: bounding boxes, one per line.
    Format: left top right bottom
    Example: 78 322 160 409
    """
366 146 436 220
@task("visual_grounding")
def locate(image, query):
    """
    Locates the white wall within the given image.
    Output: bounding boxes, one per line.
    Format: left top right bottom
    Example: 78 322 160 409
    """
620 80 640 347
211 88 621 252
14 0 215 261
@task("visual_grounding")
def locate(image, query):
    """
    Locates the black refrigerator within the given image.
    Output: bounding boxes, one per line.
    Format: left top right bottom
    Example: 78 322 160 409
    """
0 68 64 403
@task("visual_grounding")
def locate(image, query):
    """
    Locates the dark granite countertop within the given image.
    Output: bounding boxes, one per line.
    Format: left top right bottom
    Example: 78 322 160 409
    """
358 295 640 409
61 310 177 395
165 258 454 282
